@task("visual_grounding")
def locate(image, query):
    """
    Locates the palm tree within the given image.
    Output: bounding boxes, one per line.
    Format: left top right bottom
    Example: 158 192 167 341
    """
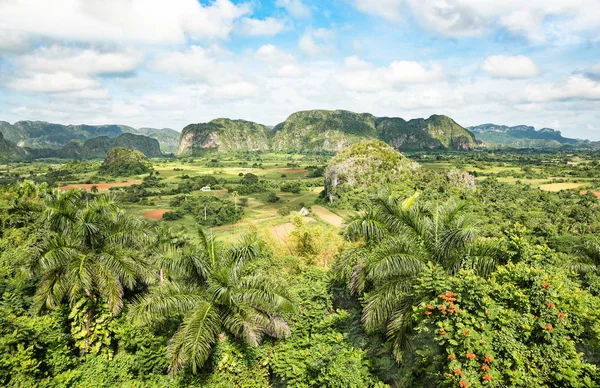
343 191 502 361
36 190 152 353
131 228 293 375
568 238 600 294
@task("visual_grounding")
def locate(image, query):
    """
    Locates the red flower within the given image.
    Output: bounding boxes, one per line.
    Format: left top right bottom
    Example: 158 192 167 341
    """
542 282 551 288
558 312 566 318
466 351 477 360
482 373 492 381
484 355 493 364
545 302 556 309
426 304 434 310
438 305 447 311
425 310 432 316
459 379 469 388
543 324 553 331
448 354 456 361
439 330 447 336
453 368 464 376
481 364 490 371
462 329 471 336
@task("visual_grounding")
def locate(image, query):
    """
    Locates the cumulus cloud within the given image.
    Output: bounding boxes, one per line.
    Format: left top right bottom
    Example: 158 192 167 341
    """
482 55 540 79
351 0 600 42
256 45 304 78
7 72 99 93
209 81 259 100
299 28 334 56
150 46 226 83
17 46 143 76
0 0 253 44
524 75 600 102
276 0 311 18
238 17 288 36
0 29 31 53
352 0 404 22
336 56 444 91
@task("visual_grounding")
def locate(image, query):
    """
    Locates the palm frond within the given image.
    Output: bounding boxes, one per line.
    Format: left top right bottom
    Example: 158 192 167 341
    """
167 300 220 375
130 282 204 325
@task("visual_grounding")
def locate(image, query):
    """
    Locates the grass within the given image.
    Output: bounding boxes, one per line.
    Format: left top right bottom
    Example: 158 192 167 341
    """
539 182 587 192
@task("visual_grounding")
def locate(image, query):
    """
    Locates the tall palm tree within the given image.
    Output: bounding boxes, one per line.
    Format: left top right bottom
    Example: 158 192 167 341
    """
36 190 152 353
343 191 502 361
131 228 293 375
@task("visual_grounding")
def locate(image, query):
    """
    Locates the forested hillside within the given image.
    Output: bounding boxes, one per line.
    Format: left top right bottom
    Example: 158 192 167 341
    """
0 121 177 155
469 123 584 148
178 110 477 155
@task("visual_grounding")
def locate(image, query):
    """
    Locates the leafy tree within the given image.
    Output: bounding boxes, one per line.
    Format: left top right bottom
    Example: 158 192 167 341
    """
401 261 600 387
240 173 259 185
131 229 293 375
36 190 152 354
340 191 503 361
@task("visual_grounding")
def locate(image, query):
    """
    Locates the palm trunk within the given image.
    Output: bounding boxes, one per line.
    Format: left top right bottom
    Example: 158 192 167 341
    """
159 268 165 284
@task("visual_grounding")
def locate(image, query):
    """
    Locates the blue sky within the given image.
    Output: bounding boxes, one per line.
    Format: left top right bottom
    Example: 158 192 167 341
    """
0 0 599 139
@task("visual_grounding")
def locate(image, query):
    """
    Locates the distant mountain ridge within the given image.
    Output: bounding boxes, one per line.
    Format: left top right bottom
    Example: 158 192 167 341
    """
468 123 584 148
178 110 477 155
0 120 178 153
22 133 163 160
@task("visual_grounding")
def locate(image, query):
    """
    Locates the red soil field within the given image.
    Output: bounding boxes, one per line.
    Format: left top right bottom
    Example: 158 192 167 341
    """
141 209 170 219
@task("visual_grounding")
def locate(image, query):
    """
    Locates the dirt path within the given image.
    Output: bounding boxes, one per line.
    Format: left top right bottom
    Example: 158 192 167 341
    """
142 209 170 219
59 180 142 191
311 206 344 227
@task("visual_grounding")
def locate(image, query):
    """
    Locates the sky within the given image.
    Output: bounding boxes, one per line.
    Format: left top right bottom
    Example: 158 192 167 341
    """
1 0 600 139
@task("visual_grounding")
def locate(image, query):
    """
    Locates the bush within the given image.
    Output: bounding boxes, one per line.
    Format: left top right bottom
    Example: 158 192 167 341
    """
162 211 183 221
281 182 301 194
267 192 280 203
278 207 291 216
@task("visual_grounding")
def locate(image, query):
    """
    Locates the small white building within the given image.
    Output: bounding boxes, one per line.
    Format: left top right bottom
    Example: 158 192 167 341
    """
201 186 211 192
299 207 310 217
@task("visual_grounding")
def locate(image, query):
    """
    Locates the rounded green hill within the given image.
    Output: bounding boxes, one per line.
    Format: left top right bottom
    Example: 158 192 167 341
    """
324 140 419 202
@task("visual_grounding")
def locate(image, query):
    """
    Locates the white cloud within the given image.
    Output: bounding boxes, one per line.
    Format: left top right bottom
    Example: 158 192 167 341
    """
57 88 112 100
256 45 304 78
275 0 311 18
499 9 545 41
238 17 287 36
209 81 259 100
336 56 444 91
524 75 600 102
150 46 227 83
299 28 334 56
351 0 600 42
7 72 99 93
17 46 143 75
0 29 31 53
352 0 404 22
482 55 540 79
0 0 251 44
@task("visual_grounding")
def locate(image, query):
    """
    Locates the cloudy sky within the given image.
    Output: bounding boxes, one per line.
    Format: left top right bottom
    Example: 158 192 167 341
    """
1 0 600 139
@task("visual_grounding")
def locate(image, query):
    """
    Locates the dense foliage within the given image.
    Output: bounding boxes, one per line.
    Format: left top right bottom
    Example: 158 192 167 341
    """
3 145 600 387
